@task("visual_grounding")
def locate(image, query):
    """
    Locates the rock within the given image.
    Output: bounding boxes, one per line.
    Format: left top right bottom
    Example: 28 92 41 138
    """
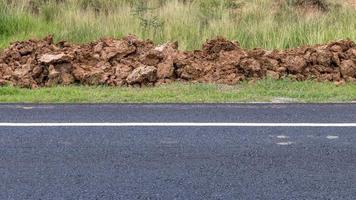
12 64 32 78
340 60 356 78
330 45 343 52
283 56 307 73
114 64 133 79
93 42 104 53
0 79 8 86
108 64 133 86
32 66 43 78
277 67 287 73
100 39 136 61
46 65 61 86
39 53 72 64
239 59 261 73
157 60 174 79
61 73 75 85
141 50 164 66
266 70 280 79
347 48 356 57
19 46 34 56
46 63 74 86
315 50 333 66
0 64 12 81
0 63 8 76
126 66 157 84
178 63 205 80
154 42 178 52
72 65 107 85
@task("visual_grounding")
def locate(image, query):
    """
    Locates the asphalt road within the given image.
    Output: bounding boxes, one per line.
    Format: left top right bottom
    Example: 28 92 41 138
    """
1 104 356 200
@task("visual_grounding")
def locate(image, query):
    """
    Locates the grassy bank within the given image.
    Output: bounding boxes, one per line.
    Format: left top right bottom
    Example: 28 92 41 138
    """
1 80 356 103
0 0 355 50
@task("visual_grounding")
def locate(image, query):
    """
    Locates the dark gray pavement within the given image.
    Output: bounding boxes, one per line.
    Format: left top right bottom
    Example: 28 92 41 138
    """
1 103 356 123
1 104 356 199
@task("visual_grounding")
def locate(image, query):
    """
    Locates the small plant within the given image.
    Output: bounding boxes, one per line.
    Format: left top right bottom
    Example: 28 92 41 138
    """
131 1 164 39
194 0 243 31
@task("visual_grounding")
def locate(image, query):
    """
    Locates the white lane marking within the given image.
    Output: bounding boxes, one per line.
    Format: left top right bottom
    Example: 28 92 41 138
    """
276 141 294 146
326 135 339 139
276 135 289 139
0 123 355 127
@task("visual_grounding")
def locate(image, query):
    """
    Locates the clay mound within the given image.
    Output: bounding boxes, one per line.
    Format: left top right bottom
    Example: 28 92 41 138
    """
0 35 355 88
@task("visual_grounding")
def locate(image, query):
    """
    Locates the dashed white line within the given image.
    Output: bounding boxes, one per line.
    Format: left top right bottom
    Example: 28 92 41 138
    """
276 141 294 146
276 135 289 139
0 123 355 127
326 135 340 139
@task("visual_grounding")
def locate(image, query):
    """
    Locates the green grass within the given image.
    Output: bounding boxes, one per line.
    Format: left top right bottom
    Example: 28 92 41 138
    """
1 79 356 103
0 0 355 50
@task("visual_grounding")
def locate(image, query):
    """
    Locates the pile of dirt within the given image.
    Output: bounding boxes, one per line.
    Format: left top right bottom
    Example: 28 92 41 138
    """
291 0 329 11
0 35 355 88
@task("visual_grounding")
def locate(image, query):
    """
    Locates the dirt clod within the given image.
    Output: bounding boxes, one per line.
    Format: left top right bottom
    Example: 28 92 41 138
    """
39 53 72 64
126 65 157 85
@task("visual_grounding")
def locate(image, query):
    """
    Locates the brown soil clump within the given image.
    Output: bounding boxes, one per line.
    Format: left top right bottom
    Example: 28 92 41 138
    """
0 36 355 88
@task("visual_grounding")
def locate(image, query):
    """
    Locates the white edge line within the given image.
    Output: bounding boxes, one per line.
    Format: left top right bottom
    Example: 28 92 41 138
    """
0 123 356 127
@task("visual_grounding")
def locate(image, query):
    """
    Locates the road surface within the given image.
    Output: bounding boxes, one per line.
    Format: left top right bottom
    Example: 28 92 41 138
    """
0 104 356 199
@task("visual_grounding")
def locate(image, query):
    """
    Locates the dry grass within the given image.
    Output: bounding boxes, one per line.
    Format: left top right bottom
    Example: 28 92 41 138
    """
0 0 355 50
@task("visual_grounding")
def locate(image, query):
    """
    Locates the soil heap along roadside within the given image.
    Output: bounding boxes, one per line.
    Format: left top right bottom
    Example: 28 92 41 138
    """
0 35 355 88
